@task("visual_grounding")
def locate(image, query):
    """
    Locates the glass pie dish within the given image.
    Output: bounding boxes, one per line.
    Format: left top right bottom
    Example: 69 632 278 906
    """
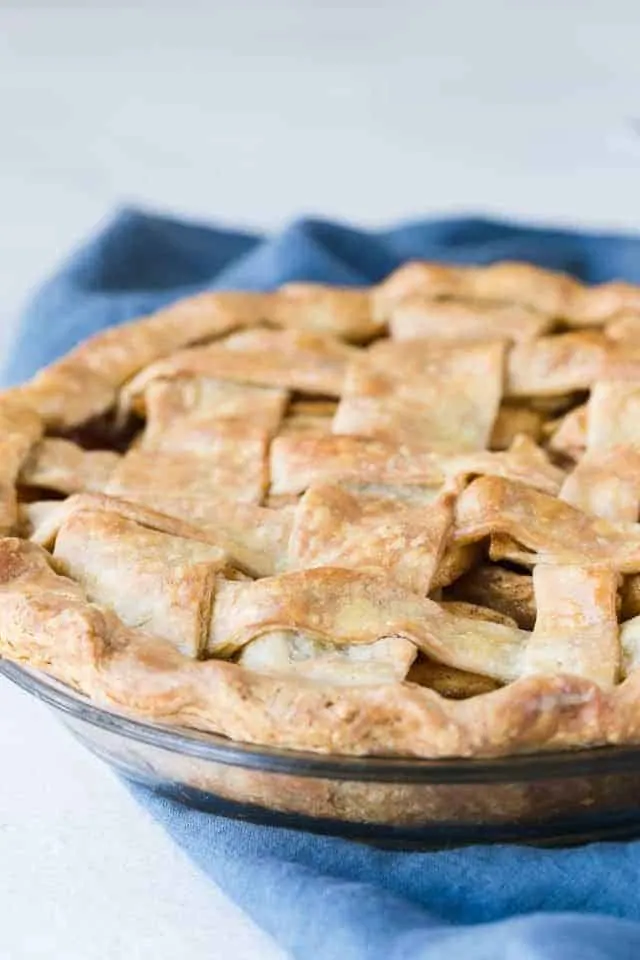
8 261 640 848
4 657 640 848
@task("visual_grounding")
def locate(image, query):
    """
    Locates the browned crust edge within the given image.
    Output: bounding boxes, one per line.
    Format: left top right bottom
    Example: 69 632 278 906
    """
1 538 640 759
4 270 640 759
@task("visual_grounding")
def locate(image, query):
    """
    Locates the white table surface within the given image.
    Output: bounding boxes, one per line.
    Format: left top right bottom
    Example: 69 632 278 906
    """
1 1 640 957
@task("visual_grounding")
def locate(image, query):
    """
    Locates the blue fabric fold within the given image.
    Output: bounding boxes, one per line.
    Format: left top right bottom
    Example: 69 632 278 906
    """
8 208 640 960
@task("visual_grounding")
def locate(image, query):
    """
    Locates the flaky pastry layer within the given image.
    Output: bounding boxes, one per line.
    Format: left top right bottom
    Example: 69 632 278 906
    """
2 538 640 758
3 261 640 759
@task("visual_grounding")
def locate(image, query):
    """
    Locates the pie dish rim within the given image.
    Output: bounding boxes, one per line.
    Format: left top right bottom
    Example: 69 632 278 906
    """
6 657 640 785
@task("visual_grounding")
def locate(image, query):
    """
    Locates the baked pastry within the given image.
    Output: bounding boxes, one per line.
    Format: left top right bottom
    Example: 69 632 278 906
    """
5 262 640 758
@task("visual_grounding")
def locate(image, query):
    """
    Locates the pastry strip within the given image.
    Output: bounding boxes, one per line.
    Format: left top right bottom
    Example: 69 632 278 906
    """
208 566 528 680
123 328 356 402
389 298 552 343
108 423 269 505
375 260 577 318
270 433 563 496
560 382 640 522
20 437 120 495
140 377 288 438
332 340 505 451
238 631 417 685
0 397 43 533
455 476 640 571
270 284 381 343
522 565 619 689
377 260 640 326
546 404 587 460
54 509 231 658
506 331 609 397
7 290 253 427
32 491 293 578
287 482 455 594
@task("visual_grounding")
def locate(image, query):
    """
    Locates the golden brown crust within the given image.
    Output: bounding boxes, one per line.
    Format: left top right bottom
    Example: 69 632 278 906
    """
107 425 270 506
287 482 455 593
123 328 357 403
5 291 250 428
0 397 43 533
559 381 640 522
455 476 640 571
506 331 609 397
522 565 620 689
606 312 640 343
271 284 382 343
389 298 553 343
20 438 120 495
567 283 640 326
29 491 238 547
1 538 638 759
560 447 640 522
587 380 640 448
204 564 531 679
26 491 292 579
140 377 288 439
53 509 230 658
546 404 587 461
375 260 579 319
507 334 640 401
6 260 640 761
271 435 444 494
47 492 293 578
332 340 505 451
270 433 563 497
237 630 417 685
377 259 640 328
7 361 116 431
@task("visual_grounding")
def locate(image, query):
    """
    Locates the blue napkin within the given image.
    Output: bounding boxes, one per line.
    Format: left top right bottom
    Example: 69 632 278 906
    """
8 208 640 960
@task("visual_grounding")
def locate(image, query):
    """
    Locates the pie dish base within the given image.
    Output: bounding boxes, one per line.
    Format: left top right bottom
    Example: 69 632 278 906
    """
5 660 640 848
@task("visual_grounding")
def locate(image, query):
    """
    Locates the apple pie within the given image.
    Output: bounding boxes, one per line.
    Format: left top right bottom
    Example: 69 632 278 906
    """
4 262 640 758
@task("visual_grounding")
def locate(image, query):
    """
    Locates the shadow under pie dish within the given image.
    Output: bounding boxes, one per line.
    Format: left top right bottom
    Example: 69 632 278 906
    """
6 262 640 841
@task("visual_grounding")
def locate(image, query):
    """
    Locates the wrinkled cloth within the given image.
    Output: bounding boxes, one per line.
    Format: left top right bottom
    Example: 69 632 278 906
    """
7 208 640 960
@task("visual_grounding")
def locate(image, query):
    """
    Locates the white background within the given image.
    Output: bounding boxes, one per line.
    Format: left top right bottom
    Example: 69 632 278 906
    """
1 1 640 957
